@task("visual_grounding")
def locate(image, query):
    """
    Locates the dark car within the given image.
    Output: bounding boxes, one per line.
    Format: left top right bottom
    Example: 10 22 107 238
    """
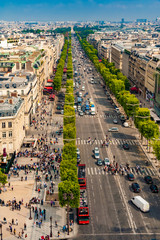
127 173 135 181
123 143 130 150
150 184 158 193
97 158 103 166
57 105 61 110
132 183 141 193
144 176 153 184
77 154 81 163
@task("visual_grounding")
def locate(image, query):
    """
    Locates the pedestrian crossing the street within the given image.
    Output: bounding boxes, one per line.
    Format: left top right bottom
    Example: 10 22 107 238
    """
87 167 156 177
76 138 139 146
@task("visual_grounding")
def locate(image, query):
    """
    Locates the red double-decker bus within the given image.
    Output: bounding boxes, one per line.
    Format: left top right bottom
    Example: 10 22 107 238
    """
78 164 86 189
77 189 89 224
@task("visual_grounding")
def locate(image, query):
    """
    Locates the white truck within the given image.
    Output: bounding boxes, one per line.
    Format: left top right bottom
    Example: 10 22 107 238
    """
131 196 150 212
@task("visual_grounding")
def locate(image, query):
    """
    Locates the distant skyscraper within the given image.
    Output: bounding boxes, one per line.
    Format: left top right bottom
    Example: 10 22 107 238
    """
121 18 124 23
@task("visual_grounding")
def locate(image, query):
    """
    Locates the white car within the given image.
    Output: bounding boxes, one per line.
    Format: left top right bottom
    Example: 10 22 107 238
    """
108 127 119 132
91 111 95 115
94 147 100 159
82 86 85 91
123 122 129 127
104 158 110 166
113 119 118 124
76 148 80 155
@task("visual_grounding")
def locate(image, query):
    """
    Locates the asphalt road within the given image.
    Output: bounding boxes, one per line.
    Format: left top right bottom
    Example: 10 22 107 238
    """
72 36 160 240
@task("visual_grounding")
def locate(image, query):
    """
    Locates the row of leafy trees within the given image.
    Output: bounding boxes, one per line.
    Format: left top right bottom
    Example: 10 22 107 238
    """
76 32 160 159
53 40 68 91
67 33 73 80
58 34 80 235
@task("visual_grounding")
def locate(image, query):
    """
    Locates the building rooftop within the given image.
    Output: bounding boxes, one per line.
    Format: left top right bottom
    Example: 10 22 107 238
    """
0 97 23 118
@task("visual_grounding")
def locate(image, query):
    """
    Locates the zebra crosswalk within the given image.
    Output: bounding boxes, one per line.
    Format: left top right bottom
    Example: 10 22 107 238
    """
76 138 138 146
87 167 156 177
76 114 118 118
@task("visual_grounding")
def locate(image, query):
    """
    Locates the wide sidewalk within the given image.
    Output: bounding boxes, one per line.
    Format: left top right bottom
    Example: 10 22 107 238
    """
1 96 78 240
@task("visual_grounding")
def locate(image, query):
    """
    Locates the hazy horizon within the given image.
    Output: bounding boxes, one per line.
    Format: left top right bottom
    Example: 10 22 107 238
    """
0 0 160 22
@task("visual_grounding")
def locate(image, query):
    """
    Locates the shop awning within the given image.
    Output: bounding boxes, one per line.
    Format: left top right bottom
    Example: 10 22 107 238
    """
44 86 53 90
49 94 55 99
47 79 53 83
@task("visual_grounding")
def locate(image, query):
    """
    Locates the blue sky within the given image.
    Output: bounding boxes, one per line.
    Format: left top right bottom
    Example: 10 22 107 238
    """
0 0 160 21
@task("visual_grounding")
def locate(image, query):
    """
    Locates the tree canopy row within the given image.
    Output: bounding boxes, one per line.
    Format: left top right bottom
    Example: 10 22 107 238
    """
53 39 68 91
76 32 160 159
58 34 80 234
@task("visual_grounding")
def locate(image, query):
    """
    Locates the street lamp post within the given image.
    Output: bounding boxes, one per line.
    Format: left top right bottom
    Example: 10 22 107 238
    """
28 204 32 220
50 216 52 237
0 223 3 240
63 193 74 235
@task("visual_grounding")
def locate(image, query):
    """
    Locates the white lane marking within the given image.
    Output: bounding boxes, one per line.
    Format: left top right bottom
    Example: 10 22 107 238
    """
91 168 94 175
116 175 136 233
87 168 90 175
95 168 97 175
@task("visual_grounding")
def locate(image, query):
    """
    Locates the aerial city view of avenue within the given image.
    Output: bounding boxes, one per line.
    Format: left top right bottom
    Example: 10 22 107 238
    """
1 1 160 240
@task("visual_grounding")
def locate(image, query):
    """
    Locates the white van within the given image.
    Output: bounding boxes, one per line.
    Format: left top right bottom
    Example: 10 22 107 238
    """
131 196 150 212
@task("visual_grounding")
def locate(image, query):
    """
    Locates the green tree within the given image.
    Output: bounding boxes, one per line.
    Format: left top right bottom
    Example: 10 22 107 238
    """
152 140 160 161
61 169 77 182
0 170 7 185
58 180 80 234
140 120 159 151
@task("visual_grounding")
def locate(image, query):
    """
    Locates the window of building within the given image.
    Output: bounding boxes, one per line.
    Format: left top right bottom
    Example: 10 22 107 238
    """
9 131 12 137
2 122 5 128
2 132 6 138
8 122 12 128
9 142 13 150
21 90 24 95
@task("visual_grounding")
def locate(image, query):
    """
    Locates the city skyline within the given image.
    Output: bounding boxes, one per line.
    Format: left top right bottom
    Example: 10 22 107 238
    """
0 0 160 22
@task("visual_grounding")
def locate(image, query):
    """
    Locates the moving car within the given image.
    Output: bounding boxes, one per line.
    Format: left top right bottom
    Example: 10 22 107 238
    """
131 196 150 212
77 154 81 163
94 147 100 159
132 183 141 193
77 148 80 155
150 184 158 193
123 122 129 127
79 111 84 116
104 158 110 166
113 119 118 124
144 176 153 184
127 173 135 181
108 127 119 132
97 158 103 166
123 143 130 150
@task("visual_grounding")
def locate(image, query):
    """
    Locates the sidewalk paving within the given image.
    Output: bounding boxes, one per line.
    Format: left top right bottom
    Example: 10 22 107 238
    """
0 95 78 240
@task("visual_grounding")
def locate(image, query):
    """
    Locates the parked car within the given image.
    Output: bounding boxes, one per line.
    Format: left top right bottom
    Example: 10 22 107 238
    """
132 183 141 193
127 173 135 181
77 154 81 163
150 184 158 193
108 127 119 132
123 143 130 150
144 176 153 184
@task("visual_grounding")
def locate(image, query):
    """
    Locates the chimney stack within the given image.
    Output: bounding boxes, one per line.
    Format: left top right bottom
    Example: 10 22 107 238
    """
9 99 13 104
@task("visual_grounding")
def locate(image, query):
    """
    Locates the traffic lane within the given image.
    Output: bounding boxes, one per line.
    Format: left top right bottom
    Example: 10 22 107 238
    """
76 114 105 142
87 174 111 233
89 172 131 234
119 174 156 234
109 143 147 167
74 233 160 240
134 175 160 232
